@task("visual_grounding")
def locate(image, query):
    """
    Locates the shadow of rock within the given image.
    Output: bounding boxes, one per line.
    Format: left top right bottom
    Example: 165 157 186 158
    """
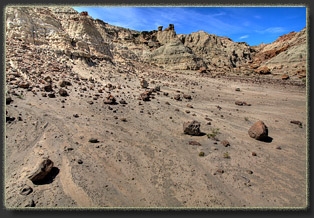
260 136 273 143
33 167 59 185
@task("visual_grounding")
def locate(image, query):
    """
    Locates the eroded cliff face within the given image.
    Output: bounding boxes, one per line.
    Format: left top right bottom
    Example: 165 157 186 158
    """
6 7 113 60
178 31 255 72
250 28 306 77
5 6 306 76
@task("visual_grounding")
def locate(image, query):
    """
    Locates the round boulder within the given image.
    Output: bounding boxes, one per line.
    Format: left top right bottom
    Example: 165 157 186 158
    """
248 120 268 140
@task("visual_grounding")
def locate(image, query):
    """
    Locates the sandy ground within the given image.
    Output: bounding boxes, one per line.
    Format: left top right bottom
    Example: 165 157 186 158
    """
5 60 307 208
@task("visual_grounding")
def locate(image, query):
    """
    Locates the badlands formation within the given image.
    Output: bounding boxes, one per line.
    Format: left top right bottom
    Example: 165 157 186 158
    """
5 7 307 208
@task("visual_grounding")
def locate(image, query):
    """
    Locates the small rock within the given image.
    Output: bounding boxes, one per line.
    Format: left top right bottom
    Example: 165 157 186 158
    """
73 114 79 118
187 104 193 108
20 185 33 196
59 80 72 87
154 86 160 92
221 140 230 147
255 66 271 75
119 99 127 104
199 152 205 157
77 159 83 164
18 82 30 89
6 96 13 105
44 76 52 83
189 141 201 146
44 84 53 92
290 120 302 128
281 74 289 80
216 169 224 174
120 118 127 122
252 152 257 156
235 88 240 91
174 94 181 101
183 94 192 100
248 120 268 141
140 79 148 88
104 95 117 104
48 93 55 98
139 91 150 101
235 101 251 106
24 199 36 207
89 138 99 143
183 120 201 136
58 88 68 97
246 170 253 174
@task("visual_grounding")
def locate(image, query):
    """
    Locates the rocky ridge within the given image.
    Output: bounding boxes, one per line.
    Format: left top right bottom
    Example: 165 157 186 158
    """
6 6 307 79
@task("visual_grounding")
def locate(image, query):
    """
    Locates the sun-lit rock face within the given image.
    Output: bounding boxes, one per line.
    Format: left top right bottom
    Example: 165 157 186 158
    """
178 31 256 71
6 7 112 60
251 28 306 74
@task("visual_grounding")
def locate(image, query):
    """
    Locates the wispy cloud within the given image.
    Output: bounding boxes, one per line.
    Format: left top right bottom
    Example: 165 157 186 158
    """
256 27 286 34
239 35 249 39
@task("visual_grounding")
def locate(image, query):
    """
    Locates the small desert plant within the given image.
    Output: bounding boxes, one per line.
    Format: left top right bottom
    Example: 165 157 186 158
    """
207 128 220 140
223 152 230 159
244 117 249 122
199 152 205 157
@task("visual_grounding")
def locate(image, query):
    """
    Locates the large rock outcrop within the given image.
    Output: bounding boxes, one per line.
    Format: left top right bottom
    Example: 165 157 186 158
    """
250 28 306 76
178 31 255 71
6 7 112 60
145 40 204 70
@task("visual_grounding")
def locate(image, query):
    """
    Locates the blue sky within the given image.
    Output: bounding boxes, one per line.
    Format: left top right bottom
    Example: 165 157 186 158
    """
73 7 306 46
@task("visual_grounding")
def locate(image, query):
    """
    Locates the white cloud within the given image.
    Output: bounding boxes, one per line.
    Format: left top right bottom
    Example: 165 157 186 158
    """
256 27 286 34
239 35 249 39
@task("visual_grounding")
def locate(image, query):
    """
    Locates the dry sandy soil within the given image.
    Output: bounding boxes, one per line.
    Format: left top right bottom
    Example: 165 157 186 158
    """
5 58 307 209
